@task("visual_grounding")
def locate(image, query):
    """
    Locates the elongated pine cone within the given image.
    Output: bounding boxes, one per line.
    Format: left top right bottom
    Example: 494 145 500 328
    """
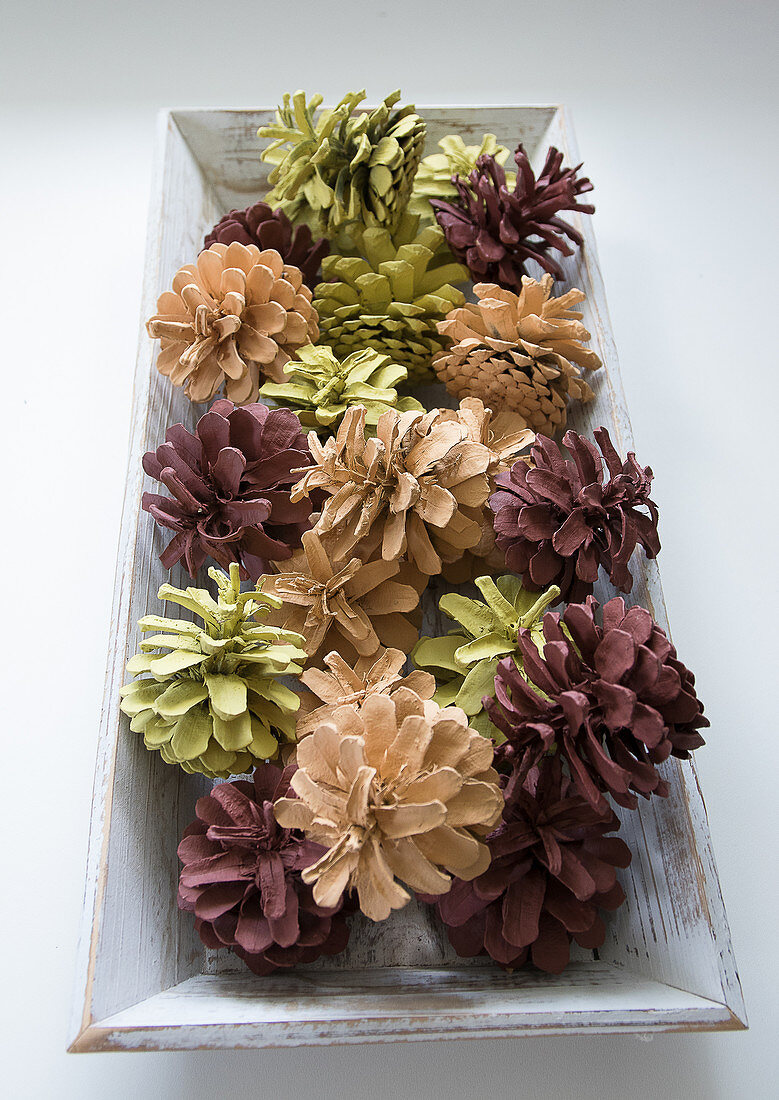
431 144 594 290
142 400 315 581
147 243 319 403
119 565 306 778
259 529 423 665
434 278 601 436
485 596 708 811
490 427 660 601
203 201 329 290
313 213 468 385
273 692 504 921
178 764 350 975
296 648 436 738
424 756 631 973
259 90 426 235
292 404 493 577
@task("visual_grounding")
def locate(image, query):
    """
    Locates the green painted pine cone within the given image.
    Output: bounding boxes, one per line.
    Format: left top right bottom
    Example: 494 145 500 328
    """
412 576 560 740
313 212 468 385
258 344 424 433
119 563 306 778
259 89 426 236
409 133 514 221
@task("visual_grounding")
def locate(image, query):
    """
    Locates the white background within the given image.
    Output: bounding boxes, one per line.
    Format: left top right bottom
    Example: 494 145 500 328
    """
1 1 777 1096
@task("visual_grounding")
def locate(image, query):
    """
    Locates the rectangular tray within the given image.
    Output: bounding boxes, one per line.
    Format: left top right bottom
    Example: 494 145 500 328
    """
69 104 746 1052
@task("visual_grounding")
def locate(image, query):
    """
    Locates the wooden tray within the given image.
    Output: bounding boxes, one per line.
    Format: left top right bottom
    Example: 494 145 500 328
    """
69 105 746 1052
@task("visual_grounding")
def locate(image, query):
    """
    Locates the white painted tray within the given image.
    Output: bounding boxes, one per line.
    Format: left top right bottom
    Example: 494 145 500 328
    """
69 105 745 1052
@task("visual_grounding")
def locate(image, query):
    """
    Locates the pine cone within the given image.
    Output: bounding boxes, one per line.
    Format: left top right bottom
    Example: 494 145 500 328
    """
119 565 306 778
203 201 329 290
431 144 595 291
292 404 493 577
296 647 436 738
259 345 424 434
178 763 350 975
485 596 708 811
259 90 426 236
412 576 560 739
425 756 631 973
434 278 601 436
259 529 423 665
490 427 660 602
410 133 514 220
273 693 504 921
142 400 315 582
146 243 319 403
313 212 468 385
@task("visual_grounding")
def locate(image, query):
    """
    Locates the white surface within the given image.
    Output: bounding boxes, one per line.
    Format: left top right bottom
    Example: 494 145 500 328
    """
1 0 777 1095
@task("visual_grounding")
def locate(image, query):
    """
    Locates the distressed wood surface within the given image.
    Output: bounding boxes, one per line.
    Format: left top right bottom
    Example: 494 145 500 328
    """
70 106 745 1053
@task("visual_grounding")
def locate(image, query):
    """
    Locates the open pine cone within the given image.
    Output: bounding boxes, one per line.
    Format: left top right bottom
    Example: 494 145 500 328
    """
273 692 504 921
434 278 601 436
431 144 594 291
296 648 436 738
485 596 708 811
258 344 424 434
259 529 423 665
119 565 306 778
203 201 329 290
142 400 315 581
313 212 468 385
291 404 493 577
410 133 513 220
259 90 426 235
424 756 631 973
412 576 560 740
146 243 319 403
490 427 660 601
178 764 350 975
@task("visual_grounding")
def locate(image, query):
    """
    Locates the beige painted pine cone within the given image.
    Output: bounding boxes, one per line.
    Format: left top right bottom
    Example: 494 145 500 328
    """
147 243 319 404
292 404 494 577
273 691 504 921
296 648 436 738
259 529 423 665
433 276 601 436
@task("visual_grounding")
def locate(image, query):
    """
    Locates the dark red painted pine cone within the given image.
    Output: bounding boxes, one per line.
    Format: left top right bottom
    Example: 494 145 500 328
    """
422 756 631 974
485 596 708 811
489 427 660 602
203 201 329 290
431 144 594 292
177 764 351 976
142 399 315 581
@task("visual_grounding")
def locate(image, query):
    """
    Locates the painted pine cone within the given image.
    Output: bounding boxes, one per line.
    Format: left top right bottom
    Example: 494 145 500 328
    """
490 428 660 601
177 764 350 975
485 596 708 810
434 278 601 436
146 243 318 403
203 202 329 290
431 144 594 291
142 400 315 581
424 756 631 973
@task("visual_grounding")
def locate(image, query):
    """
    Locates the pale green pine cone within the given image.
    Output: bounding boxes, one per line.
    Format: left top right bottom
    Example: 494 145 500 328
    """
119 564 306 778
409 133 515 221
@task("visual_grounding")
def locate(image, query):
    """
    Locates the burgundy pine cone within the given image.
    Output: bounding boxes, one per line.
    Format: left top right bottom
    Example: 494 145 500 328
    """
177 764 351 976
489 427 660 602
203 201 329 290
431 144 594 292
485 596 708 811
422 756 631 973
142 399 316 582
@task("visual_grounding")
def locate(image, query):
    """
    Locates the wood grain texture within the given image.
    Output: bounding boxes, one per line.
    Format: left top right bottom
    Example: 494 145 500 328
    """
69 106 745 1053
